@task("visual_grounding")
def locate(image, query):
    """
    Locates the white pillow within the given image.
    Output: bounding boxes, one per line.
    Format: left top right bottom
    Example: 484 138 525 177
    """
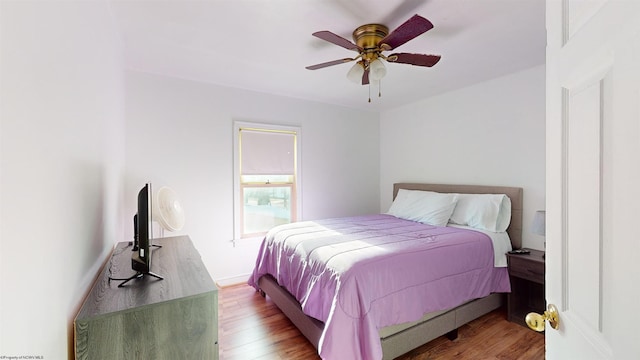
449 193 511 232
387 189 458 227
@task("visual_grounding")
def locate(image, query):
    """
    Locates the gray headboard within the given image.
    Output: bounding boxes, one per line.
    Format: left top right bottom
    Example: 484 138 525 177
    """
393 183 523 249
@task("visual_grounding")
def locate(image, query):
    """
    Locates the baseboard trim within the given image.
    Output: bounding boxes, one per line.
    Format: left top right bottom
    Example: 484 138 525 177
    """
215 273 251 287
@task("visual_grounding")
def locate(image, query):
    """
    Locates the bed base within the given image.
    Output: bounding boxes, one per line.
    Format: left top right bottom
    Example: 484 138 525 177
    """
258 274 504 360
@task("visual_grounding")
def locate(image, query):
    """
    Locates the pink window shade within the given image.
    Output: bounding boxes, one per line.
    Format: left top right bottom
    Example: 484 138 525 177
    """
240 129 295 175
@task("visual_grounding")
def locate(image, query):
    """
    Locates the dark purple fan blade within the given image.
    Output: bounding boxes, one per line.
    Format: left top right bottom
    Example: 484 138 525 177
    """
387 53 441 67
305 58 354 70
312 31 361 51
379 14 434 51
362 68 370 85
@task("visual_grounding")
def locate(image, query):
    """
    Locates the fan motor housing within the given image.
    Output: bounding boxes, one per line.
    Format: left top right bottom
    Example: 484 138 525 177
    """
352 24 389 53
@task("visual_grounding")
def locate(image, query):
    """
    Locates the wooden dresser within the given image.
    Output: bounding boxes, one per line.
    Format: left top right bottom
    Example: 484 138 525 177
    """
74 235 218 360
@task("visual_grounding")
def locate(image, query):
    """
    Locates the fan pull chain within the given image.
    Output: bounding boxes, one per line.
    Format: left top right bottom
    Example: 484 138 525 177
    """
366 82 383 103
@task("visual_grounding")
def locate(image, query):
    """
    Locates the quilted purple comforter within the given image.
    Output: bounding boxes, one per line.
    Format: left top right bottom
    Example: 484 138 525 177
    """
249 214 511 360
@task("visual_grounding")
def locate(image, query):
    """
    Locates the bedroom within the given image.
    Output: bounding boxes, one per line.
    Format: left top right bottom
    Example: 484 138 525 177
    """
2 1 638 359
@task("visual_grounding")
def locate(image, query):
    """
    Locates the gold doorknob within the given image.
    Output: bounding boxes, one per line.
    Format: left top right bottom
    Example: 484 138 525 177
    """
525 304 559 332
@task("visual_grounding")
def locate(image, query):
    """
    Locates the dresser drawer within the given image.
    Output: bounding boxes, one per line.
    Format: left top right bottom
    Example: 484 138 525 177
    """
508 255 544 284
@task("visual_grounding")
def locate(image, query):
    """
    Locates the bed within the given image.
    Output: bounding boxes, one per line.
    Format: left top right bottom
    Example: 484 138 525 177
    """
249 183 523 360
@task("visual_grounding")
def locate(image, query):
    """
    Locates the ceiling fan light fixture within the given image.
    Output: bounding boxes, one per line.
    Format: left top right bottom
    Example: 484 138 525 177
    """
306 14 440 99
346 61 365 84
369 58 386 81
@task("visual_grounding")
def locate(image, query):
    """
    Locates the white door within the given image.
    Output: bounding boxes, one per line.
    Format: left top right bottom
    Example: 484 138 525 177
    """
546 0 640 358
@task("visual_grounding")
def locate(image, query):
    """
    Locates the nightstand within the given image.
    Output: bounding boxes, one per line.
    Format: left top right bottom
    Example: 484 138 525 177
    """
506 248 545 328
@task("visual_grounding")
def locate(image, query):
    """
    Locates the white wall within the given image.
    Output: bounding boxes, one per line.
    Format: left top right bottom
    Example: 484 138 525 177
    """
0 2 125 359
124 71 380 285
380 65 546 250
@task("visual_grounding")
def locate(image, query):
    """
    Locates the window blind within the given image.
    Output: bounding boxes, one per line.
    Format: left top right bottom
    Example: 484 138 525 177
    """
240 129 295 176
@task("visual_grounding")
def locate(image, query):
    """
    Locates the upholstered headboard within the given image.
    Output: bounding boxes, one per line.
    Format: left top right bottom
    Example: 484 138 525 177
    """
392 183 523 249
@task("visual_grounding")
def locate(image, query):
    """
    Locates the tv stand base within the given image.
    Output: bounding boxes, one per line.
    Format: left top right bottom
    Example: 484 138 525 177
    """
113 243 165 287
112 271 164 287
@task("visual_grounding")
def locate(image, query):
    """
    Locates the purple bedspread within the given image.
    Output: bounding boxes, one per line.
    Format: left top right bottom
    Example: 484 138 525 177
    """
248 214 511 360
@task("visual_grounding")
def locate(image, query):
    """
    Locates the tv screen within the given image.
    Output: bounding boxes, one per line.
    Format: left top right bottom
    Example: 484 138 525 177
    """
132 183 152 273
118 183 163 287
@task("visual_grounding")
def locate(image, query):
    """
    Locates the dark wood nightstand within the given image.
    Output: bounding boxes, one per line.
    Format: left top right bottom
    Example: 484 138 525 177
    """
506 248 545 328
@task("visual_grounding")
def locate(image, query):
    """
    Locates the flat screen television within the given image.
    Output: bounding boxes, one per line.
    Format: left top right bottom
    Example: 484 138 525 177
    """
117 183 163 287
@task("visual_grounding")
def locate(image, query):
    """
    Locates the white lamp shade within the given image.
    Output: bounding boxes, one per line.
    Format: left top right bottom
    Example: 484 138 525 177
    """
532 210 545 236
369 59 387 81
346 62 365 83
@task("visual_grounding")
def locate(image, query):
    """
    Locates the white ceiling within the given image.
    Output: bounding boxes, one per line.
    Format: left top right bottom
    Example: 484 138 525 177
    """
109 0 546 111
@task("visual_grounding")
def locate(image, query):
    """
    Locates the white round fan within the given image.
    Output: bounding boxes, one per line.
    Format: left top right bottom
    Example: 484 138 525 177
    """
153 186 185 232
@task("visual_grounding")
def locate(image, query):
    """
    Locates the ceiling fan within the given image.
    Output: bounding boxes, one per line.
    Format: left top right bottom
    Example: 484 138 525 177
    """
306 14 441 91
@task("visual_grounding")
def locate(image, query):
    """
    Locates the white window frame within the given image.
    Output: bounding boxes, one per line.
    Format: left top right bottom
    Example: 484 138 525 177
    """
233 121 302 241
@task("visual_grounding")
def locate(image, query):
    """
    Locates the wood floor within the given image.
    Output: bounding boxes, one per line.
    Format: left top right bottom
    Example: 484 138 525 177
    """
219 284 545 360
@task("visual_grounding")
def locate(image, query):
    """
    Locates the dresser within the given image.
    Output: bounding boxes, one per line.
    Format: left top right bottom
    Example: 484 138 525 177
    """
506 248 545 328
74 236 218 360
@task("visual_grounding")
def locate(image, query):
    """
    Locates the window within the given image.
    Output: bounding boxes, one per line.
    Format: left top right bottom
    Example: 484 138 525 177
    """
233 122 301 239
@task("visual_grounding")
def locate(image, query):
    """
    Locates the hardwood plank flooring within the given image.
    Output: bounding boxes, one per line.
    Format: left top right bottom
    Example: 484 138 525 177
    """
219 284 544 360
